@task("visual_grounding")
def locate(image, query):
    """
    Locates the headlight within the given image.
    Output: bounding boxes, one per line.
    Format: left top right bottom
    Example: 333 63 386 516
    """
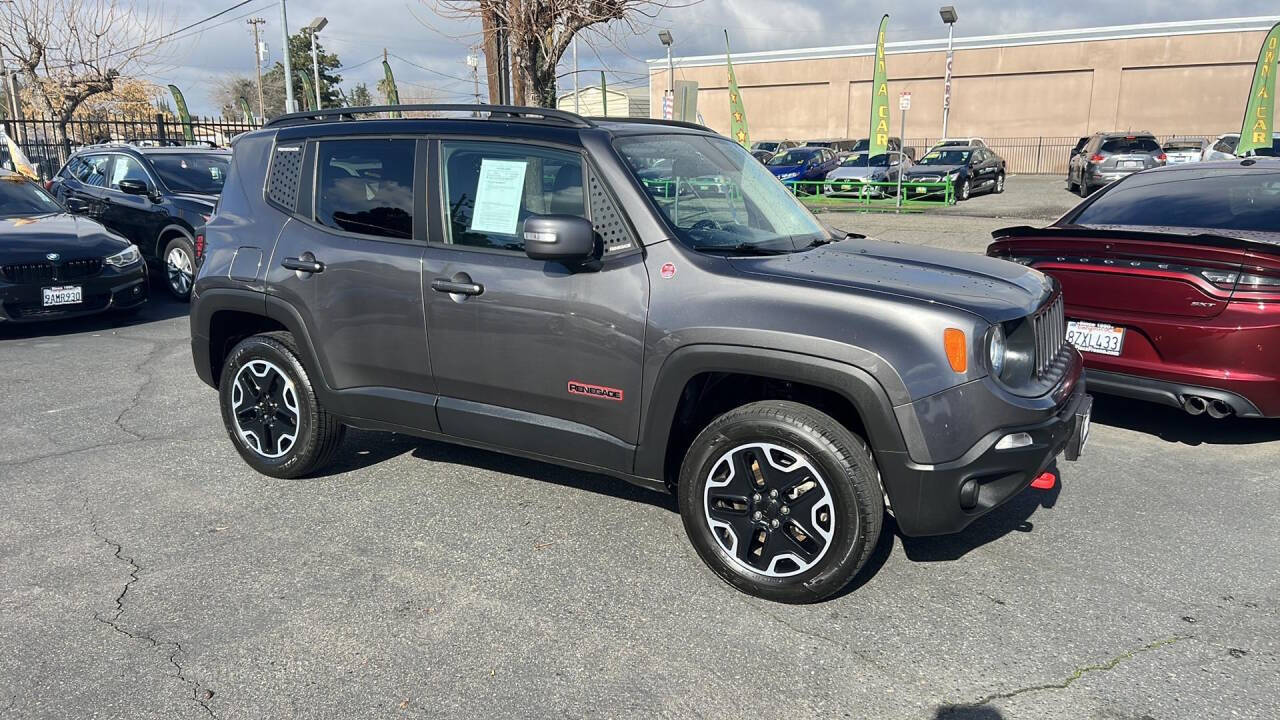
988 324 1007 377
104 244 141 268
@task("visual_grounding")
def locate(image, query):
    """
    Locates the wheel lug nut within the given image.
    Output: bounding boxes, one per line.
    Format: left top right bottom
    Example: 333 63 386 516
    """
781 506 790 515
769 489 779 499
770 519 780 528
752 493 762 502
752 511 762 521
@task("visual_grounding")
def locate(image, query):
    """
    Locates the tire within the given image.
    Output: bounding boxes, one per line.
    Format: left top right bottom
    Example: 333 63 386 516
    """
678 400 884 603
1078 179 1091 198
162 235 196 301
994 172 1006 194
218 332 345 479
957 178 971 201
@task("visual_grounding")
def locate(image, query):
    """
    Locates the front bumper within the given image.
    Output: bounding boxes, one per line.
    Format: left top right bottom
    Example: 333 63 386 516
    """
0 264 148 322
880 381 1091 537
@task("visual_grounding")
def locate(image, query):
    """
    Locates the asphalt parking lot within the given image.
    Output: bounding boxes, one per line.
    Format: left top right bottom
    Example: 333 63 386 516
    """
2 176 1278 719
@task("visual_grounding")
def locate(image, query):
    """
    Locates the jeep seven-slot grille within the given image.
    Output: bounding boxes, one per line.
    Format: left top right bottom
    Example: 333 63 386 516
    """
1031 293 1065 377
1 258 103 284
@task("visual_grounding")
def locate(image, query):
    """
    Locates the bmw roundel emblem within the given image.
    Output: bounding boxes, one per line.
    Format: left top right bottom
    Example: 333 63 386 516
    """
46 252 60 261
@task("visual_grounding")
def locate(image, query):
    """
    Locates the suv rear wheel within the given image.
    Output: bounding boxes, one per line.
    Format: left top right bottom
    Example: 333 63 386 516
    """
678 401 883 603
162 235 196 300
218 332 344 478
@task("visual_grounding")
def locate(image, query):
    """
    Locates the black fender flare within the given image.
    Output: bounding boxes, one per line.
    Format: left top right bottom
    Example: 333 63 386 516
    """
154 222 195 260
190 290 329 396
633 344 909 483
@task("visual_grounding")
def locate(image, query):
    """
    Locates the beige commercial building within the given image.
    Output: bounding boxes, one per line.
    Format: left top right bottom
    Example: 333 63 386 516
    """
648 16 1278 147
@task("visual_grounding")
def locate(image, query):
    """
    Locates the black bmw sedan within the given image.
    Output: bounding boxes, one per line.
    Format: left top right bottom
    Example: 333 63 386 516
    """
0 170 148 322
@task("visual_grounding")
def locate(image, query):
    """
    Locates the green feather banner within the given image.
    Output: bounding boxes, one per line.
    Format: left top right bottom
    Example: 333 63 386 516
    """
868 15 890 157
298 73 315 112
167 84 194 144
237 96 253 123
725 31 750 149
1238 22 1280 156
382 59 401 118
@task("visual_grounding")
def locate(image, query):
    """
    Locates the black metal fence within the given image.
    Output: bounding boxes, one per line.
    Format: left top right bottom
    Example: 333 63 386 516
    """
2 114 260 178
904 135 1217 176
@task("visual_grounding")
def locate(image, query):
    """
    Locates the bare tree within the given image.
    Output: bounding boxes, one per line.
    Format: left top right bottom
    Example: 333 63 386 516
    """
427 0 696 107
0 0 168 151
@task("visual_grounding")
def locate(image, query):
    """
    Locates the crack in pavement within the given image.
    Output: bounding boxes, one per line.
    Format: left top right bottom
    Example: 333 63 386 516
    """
112 339 169 442
941 635 1191 711
84 500 217 719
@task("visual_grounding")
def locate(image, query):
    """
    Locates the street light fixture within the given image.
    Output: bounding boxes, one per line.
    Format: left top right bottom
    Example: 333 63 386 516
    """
658 30 674 120
306 16 328 110
939 6 957 138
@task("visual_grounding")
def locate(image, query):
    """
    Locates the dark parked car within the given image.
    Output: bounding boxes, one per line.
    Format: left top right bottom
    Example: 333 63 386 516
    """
765 146 840 191
990 157 1280 419
902 145 1006 201
0 170 147 322
750 149 774 164
48 144 230 300
191 105 1088 603
1067 132 1165 197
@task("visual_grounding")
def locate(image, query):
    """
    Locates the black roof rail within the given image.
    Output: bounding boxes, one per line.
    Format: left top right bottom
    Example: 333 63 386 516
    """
584 116 716 134
264 104 595 129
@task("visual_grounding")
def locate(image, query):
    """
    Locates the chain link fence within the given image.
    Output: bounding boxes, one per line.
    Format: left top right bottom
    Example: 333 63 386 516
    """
1 114 260 179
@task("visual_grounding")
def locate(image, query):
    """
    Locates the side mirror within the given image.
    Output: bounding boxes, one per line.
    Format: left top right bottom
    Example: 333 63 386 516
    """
522 215 596 264
64 197 89 214
117 178 150 196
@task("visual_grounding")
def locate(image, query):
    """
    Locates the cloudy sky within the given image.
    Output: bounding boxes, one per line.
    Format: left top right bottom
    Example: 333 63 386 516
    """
147 0 1280 114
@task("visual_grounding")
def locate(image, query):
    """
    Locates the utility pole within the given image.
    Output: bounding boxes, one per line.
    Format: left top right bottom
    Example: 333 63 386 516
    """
279 0 295 113
467 53 480 116
247 18 266 121
572 36 579 114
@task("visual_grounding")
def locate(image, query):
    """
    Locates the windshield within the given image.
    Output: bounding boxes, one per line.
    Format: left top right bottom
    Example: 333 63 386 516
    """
1070 168 1280 234
148 153 230 194
616 134 830 253
752 142 779 152
917 150 970 166
766 148 819 166
1164 141 1202 152
0 176 63 217
840 153 891 167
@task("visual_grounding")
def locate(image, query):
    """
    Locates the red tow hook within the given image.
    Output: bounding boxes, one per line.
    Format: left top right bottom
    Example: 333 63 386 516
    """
1030 472 1057 490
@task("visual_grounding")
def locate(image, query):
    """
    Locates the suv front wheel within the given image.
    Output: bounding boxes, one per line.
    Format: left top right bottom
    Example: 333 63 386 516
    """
678 401 883 603
218 332 345 478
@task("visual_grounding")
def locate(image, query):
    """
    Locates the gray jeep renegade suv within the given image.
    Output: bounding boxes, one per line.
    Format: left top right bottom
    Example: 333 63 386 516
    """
191 105 1090 603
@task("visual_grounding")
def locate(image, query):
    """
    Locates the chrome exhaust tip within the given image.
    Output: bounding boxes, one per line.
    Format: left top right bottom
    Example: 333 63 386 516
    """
1207 399 1233 419
1183 395 1208 416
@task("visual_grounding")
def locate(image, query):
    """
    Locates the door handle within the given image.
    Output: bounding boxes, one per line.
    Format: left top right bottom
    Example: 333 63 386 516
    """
281 256 324 273
431 278 484 296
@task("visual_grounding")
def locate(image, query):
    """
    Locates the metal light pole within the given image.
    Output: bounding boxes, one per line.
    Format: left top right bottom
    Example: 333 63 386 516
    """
572 36 579 114
306 17 327 110
247 18 267 122
940 6 957 139
279 0 295 113
658 30 674 120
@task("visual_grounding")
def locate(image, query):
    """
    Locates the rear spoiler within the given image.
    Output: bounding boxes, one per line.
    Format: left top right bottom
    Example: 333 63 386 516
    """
991 224 1280 255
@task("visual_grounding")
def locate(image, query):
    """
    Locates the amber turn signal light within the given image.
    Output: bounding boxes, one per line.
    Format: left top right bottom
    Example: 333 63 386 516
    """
944 328 967 373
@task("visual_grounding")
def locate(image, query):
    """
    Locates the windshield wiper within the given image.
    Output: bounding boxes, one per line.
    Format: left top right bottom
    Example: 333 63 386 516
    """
695 243 794 256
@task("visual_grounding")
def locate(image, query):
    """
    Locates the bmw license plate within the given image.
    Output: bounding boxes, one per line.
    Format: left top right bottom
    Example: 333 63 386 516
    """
42 285 82 307
1066 320 1125 356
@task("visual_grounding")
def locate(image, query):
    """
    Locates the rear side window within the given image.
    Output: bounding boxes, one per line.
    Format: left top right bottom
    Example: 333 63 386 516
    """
1100 137 1161 154
1072 169 1280 232
314 138 415 240
79 155 112 187
440 141 586 253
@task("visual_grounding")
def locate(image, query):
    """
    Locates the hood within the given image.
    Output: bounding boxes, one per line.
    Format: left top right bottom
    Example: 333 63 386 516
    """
730 237 1054 323
0 213 129 264
828 165 885 180
905 164 963 177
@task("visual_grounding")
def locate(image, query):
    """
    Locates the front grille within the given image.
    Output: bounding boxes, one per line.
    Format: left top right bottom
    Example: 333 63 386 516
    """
1 258 103 284
1031 293 1066 377
914 175 942 183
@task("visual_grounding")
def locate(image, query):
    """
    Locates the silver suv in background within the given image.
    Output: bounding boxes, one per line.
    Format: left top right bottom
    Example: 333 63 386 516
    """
1067 132 1166 196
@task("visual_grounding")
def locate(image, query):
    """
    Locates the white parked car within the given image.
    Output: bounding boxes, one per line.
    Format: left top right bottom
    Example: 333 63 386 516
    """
930 137 986 151
1202 132 1280 161
1162 137 1206 164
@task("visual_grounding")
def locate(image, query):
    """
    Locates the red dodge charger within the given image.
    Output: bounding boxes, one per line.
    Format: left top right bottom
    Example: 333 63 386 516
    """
989 158 1280 419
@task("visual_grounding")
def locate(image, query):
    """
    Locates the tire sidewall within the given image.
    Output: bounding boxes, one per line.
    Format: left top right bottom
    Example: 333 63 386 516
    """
959 178 971 200
162 235 195 300
218 335 323 478
678 409 875 603
995 172 1006 193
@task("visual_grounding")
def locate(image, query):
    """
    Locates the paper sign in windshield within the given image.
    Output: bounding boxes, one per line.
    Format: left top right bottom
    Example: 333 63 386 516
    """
470 159 528 235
